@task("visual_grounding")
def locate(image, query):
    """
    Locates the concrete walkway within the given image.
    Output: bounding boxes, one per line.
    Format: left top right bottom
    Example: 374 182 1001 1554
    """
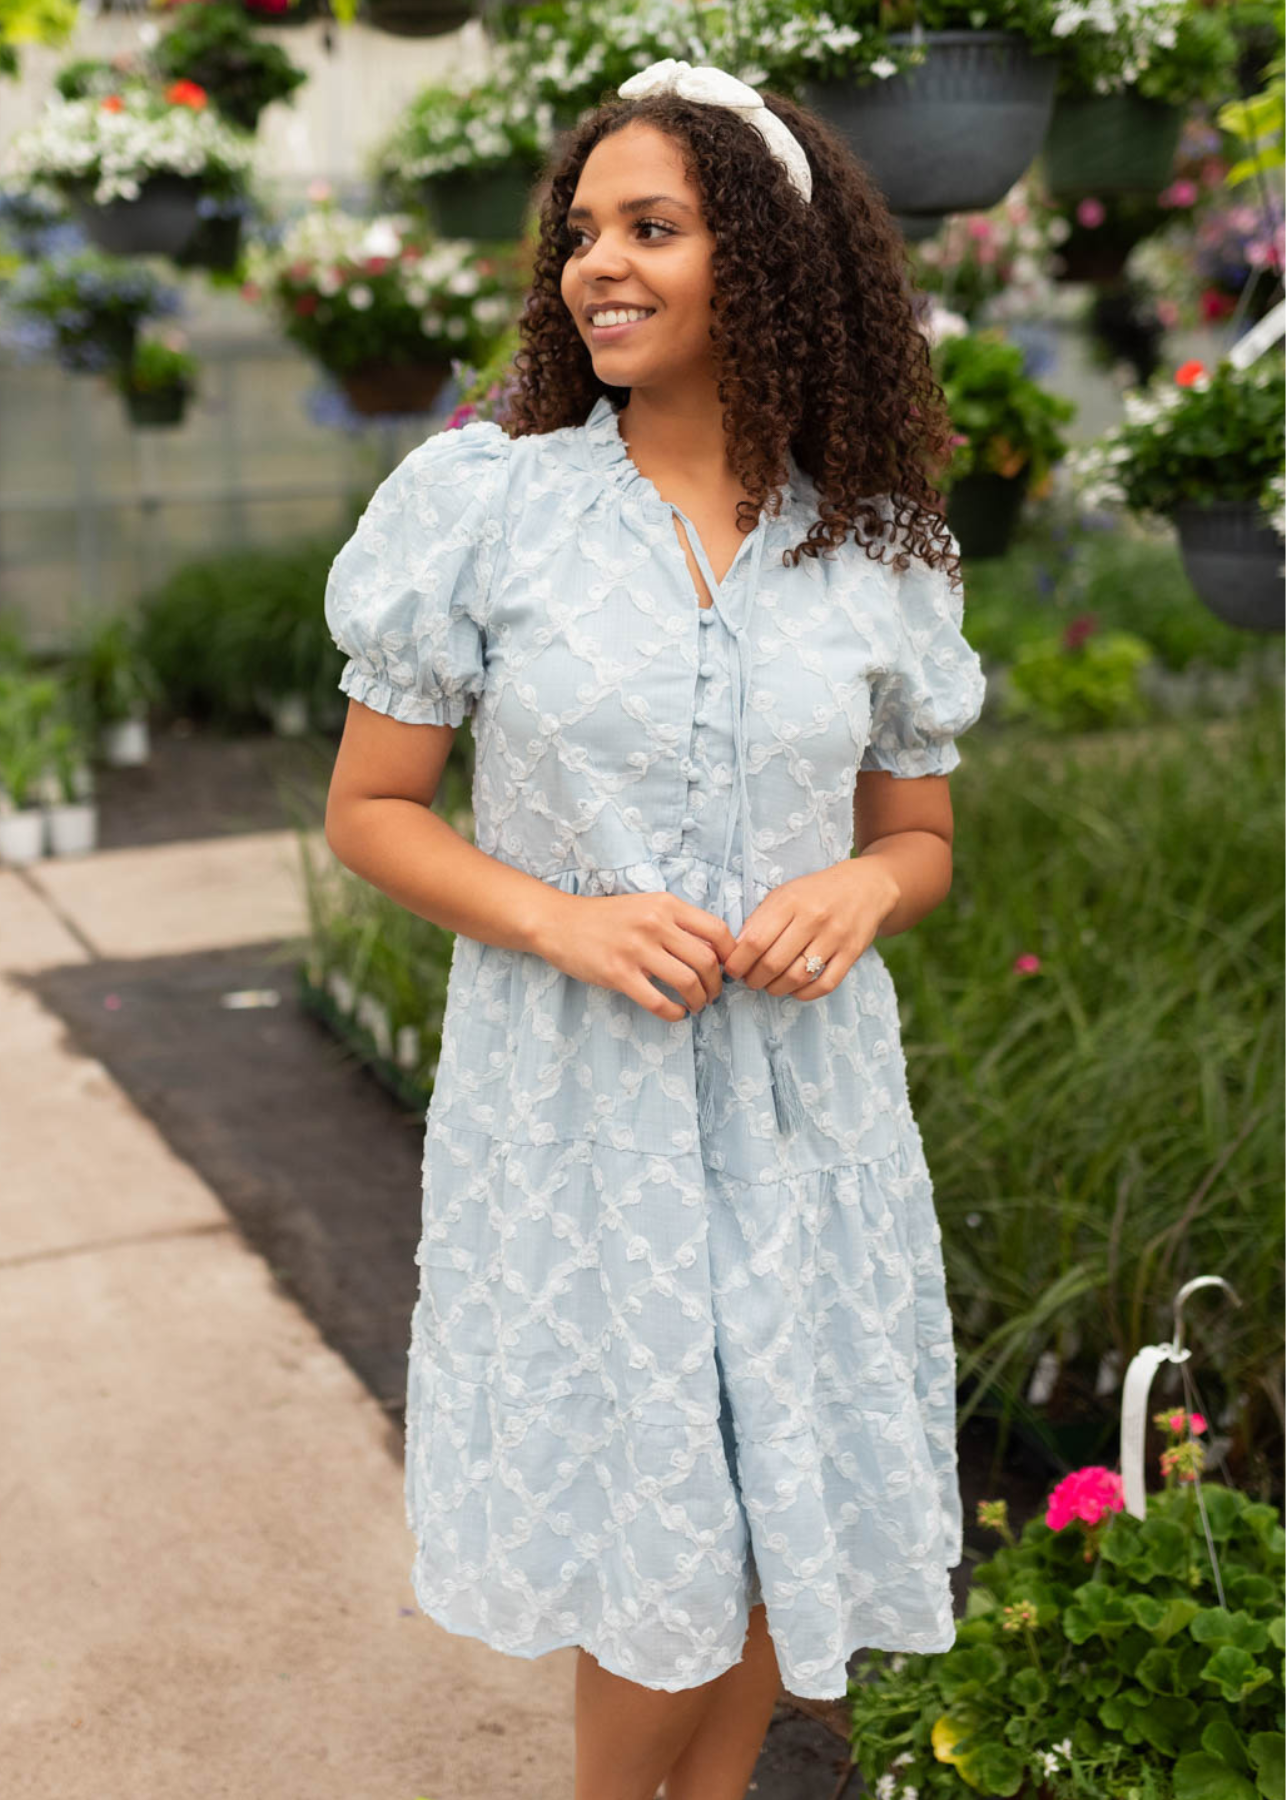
0 829 576 1800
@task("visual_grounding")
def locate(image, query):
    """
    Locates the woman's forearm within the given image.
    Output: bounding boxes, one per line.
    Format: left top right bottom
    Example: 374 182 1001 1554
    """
856 829 954 938
326 799 573 957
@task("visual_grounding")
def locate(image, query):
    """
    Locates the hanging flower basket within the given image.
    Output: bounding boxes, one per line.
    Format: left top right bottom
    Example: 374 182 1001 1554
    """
1172 499 1285 633
124 381 191 427
1041 92 1185 199
65 170 205 256
338 357 452 416
801 32 1057 232
423 162 537 240
947 467 1032 560
172 209 245 272
361 0 472 38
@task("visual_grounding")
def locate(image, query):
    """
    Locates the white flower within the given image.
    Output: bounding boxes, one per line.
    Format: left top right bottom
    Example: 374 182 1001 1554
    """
420 310 444 335
360 220 402 259
869 57 898 78
347 284 373 310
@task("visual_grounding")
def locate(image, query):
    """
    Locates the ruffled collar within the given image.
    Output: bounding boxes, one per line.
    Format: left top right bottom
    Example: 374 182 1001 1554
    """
583 393 812 523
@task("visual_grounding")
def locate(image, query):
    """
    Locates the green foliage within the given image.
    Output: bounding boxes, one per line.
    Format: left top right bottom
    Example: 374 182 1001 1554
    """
63 610 163 727
933 329 1077 489
1003 627 1154 732
113 335 199 397
134 535 350 728
884 684 1284 1502
847 1482 1285 1799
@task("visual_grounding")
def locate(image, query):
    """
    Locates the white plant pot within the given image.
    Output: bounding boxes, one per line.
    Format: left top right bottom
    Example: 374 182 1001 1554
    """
269 691 310 737
0 807 47 865
45 800 99 856
100 716 150 766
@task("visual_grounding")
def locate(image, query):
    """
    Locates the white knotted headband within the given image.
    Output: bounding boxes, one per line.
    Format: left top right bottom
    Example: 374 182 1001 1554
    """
616 58 813 206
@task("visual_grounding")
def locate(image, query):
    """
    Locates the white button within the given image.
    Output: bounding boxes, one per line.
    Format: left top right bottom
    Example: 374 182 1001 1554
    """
694 711 709 727
699 661 716 678
680 815 695 831
698 608 716 624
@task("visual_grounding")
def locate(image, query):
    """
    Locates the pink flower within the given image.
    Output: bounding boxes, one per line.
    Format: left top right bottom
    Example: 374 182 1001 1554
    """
1013 952 1041 975
1167 1409 1206 1434
1064 612 1098 650
1046 1466 1125 1531
1160 179 1198 208
966 216 994 242
1076 198 1106 228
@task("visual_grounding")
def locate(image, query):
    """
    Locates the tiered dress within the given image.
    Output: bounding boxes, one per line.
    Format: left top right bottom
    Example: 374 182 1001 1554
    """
323 393 988 1699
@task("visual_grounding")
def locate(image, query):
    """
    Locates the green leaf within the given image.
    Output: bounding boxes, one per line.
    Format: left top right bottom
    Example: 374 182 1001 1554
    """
1174 1752 1260 1800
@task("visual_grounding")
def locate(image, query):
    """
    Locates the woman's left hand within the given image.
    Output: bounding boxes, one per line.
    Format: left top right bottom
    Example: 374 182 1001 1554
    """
722 859 900 999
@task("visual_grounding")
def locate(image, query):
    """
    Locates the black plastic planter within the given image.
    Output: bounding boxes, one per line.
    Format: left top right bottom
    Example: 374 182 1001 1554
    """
362 0 472 36
1041 92 1184 199
947 468 1032 560
1172 499 1285 633
65 173 204 257
802 32 1057 235
125 384 191 428
422 162 538 239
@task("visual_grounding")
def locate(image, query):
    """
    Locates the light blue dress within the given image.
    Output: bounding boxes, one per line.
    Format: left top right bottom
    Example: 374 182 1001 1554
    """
324 393 987 1699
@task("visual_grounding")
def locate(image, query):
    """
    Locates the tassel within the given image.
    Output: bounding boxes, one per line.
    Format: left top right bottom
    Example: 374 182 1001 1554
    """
767 1037 807 1137
696 1039 720 1140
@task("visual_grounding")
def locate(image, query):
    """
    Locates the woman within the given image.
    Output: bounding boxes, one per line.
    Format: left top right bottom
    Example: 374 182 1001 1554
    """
323 58 987 1800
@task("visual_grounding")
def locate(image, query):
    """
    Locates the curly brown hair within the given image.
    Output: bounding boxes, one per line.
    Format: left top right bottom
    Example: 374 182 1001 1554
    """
499 85 962 589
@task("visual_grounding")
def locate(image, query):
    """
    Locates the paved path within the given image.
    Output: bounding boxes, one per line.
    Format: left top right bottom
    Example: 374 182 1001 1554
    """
0 830 577 1800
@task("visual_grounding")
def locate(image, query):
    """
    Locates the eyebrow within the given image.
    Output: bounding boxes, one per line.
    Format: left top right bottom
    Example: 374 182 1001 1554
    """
566 194 696 221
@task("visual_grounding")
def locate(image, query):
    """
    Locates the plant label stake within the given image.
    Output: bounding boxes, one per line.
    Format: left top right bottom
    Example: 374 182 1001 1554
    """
1227 297 1286 370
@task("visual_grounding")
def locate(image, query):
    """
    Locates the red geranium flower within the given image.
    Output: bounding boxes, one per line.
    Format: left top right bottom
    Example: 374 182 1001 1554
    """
1174 359 1207 387
294 294 319 315
364 256 390 275
166 79 208 110
101 95 125 112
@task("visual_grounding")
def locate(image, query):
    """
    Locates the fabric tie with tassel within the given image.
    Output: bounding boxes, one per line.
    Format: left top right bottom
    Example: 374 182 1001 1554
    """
666 502 806 1138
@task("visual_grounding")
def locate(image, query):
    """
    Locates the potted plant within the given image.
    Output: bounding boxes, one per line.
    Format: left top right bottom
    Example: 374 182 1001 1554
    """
240 204 524 414
68 612 163 766
1 78 255 257
32 714 97 856
153 0 309 133
113 330 199 428
928 323 1076 558
847 1415 1285 1799
1067 350 1286 631
361 0 472 39
0 673 64 865
371 76 556 239
0 246 182 375
1039 0 1242 198
735 0 1060 235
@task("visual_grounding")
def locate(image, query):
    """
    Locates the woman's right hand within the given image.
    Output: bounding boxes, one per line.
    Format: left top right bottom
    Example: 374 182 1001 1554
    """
540 893 738 1021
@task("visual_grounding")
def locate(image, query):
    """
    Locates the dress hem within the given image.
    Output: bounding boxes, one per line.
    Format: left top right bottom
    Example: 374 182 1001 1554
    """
406 1559 957 1701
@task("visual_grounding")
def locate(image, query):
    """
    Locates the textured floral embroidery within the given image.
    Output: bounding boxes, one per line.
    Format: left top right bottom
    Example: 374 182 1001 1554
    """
324 395 987 1698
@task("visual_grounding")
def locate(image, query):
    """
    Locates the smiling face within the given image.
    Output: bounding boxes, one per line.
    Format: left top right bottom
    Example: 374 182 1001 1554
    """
560 122 719 396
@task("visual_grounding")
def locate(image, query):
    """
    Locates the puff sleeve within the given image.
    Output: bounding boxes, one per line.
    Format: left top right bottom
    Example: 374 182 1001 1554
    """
324 419 510 727
859 528 987 778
